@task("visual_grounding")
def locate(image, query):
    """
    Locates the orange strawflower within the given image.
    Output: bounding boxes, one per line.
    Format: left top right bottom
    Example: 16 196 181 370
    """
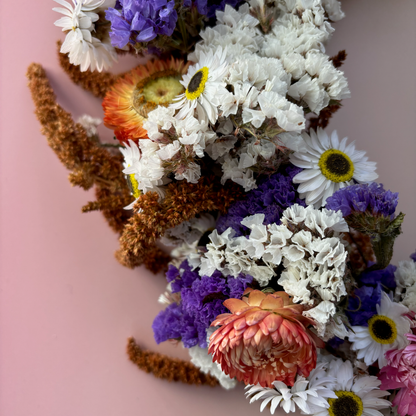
102 58 189 143
209 289 319 387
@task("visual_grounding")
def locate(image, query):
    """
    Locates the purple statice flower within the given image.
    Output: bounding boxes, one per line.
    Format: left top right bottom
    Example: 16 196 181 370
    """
346 284 382 327
152 260 253 348
326 183 399 220
183 0 245 18
359 264 397 291
106 0 178 48
411 251 416 262
217 165 304 236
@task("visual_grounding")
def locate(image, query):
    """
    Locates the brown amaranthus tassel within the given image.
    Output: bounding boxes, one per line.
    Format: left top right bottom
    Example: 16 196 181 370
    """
26 63 133 233
127 338 219 386
345 229 376 274
57 41 123 98
330 50 347 68
307 102 342 131
116 176 245 270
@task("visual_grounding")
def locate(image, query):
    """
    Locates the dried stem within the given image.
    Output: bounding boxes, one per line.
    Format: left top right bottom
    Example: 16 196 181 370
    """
126 338 219 386
116 176 245 270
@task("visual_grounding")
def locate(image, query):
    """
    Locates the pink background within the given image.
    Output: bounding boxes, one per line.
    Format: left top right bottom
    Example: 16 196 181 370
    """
1 1 416 415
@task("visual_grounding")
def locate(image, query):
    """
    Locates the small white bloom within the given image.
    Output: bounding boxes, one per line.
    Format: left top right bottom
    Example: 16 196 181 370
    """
290 128 378 207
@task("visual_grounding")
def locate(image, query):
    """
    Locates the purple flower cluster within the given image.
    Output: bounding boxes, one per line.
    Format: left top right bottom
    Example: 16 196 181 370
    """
106 0 178 48
217 165 304 236
152 260 252 348
326 183 399 219
346 265 396 326
184 0 245 18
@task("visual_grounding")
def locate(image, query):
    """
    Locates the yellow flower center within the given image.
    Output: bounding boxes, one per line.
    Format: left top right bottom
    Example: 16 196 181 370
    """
126 165 140 199
368 315 397 344
143 76 184 105
127 174 140 199
318 149 354 183
328 391 363 416
185 67 209 100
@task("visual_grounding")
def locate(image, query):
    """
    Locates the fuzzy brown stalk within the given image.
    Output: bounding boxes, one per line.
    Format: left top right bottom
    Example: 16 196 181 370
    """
26 63 132 233
57 41 124 98
330 50 347 68
344 229 376 274
127 338 219 386
116 176 245 270
307 102 342 131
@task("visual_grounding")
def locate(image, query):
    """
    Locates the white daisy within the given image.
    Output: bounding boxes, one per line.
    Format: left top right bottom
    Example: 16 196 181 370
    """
170 47 231 124
245 363 337 414
315 358 391 416
53 0 117 72
290 128 378 207
348 292 411 368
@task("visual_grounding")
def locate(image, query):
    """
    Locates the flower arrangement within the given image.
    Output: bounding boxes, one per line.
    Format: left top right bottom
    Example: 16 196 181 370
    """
26 0 416 415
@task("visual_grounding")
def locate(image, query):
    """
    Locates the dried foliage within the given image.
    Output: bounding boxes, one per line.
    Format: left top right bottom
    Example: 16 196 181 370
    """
26 63 132 234
116 176 246 270
127 338 219 386
344 229 376 275
307 102 342 131
330 50 347 68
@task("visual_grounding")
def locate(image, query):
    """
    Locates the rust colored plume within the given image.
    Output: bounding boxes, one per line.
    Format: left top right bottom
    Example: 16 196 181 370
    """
26 62 132 233
127 338 219 386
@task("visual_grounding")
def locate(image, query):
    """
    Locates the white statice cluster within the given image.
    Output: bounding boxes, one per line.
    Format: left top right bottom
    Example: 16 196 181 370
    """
190 204 348 335
394 260 416 312
53 0 118 72
259 0 350 113
161 214 216 247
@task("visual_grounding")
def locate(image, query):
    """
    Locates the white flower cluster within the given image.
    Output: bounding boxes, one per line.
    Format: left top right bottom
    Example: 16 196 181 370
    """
188 327 237 389
53 0 117 72
191 204 348 333
246 356 391 416
120 0 348 199
161 214 216 247
260 0 350 112
394 260 416 312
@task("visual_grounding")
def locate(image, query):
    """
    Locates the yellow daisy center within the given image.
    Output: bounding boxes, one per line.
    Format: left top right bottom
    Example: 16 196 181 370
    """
368 315 397 344
185 67 209 100
328 391 363 416
126 174 140 199
143 76 184 105
126 164 140 199
318 149 354 183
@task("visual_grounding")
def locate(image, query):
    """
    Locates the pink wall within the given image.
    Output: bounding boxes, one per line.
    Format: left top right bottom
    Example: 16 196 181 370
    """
1 1 415 415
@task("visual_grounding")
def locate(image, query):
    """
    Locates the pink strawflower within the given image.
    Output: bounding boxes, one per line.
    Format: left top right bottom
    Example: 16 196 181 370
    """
379 333 416 416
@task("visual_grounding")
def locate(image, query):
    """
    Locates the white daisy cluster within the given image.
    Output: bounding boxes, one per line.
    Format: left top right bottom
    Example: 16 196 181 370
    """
394 260 416 312
246 357 391 416
53 0 117 72
190 204 349 334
